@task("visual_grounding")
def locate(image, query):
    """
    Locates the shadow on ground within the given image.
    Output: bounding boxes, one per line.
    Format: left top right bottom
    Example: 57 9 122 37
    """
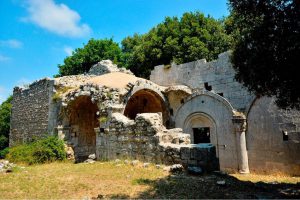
93 173 300 199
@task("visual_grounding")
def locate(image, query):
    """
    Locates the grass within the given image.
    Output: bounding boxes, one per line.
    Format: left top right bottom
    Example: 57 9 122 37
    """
0 161 168 199
1 161 300 199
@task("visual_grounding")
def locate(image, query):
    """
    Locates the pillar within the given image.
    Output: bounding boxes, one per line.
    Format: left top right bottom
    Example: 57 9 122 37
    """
232 113 250 174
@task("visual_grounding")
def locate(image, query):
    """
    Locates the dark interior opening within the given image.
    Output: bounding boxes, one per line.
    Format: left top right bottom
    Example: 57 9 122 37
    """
193 127 210 144
283 130 289 141
124 89 168 125
69 96 99 161
204 82 212 91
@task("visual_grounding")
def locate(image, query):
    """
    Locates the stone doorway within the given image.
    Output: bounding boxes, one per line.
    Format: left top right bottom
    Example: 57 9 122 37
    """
68 96 99 161
193 127 211 143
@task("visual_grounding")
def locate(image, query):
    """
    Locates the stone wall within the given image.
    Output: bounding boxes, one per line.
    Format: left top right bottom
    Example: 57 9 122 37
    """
247 97 300 175
150 52 255 111
95 112 219 171
10 78 54 146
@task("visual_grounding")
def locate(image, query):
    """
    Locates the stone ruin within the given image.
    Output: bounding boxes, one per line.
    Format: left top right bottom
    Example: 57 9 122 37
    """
10 53 300 175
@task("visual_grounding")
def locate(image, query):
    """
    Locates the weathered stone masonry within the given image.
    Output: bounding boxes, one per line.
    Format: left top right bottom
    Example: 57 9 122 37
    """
10 78 54 146
10 55 300 175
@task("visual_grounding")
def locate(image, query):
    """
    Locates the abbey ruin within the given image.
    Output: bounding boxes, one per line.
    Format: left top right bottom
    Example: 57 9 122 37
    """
9 52 300 175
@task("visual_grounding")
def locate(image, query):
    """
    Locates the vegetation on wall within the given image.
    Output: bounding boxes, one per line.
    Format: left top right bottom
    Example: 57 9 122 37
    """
228 0 300 109
6 136 66 164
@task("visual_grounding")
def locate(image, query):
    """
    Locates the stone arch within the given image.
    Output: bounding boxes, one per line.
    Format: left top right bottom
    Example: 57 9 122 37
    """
183 112 217 145
124 88 169 125
67 95 99 161
175 91 238 172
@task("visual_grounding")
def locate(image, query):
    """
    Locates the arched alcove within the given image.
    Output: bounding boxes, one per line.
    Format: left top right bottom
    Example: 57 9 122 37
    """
124 89 168 125
68 96 99 161
175 91 237 172
184 112 216 145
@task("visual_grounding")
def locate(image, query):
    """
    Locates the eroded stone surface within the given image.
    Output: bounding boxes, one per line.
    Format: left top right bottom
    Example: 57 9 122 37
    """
10 55 300 175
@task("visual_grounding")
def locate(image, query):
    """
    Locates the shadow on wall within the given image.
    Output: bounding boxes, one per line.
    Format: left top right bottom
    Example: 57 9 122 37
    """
124 89 168 126
92 173 300 199
67 95 99 161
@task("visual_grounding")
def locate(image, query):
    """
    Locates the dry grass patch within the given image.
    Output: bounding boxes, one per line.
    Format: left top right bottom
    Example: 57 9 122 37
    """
1 161 300 199
231 173 300 184
0 161 168 199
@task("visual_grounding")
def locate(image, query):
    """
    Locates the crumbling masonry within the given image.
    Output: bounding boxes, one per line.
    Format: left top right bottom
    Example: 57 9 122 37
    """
10 53 300 175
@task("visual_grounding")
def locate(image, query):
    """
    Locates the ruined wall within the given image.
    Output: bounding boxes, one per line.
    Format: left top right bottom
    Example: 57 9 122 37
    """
96 112 219 171
10 78 54 146
247 97 300 175
150 52 255 111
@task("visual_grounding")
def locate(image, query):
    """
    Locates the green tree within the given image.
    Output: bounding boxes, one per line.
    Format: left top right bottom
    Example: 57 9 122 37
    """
56 38 122 77
0 96 12 150
228 0 300 109
122 12 232 78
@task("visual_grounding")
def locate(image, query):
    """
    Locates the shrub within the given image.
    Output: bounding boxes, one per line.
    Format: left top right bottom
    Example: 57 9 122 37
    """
0 147 9 159
6 136 66 165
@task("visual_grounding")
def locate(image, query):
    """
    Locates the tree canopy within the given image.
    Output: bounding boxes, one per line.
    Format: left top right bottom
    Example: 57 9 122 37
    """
56 38 122 77
0 96 12 150
56 12 232 78
122 12 232 78
228 0 300 109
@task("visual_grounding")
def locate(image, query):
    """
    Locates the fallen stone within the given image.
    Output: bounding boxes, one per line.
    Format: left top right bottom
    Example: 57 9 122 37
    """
131 160 139 166
84 159 96 164
88 154 96 160
156 164 161 169
170 164 184 173
143 163 150 168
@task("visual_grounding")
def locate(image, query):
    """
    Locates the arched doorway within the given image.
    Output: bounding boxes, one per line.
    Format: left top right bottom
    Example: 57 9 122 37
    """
124 89 168 125
184 113 216 145
68 96 99 161
175 91 237 171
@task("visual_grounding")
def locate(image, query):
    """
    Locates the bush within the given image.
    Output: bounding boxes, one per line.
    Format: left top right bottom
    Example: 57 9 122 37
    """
0 147 9 159
6 136 66 164
0 135 8 150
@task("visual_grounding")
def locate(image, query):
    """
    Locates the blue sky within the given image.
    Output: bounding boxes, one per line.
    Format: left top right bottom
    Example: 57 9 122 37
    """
0 0 229 103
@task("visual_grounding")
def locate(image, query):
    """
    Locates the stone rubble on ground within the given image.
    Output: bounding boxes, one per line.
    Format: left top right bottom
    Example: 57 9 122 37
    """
169 164 184 173
0 160 16 173
84 154 96 164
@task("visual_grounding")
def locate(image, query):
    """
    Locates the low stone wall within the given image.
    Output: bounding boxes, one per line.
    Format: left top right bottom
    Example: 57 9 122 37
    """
96 112 219 171
10 78 54 146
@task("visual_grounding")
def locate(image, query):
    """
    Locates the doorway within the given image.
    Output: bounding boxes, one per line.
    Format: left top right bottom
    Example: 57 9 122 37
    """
193 127 210 144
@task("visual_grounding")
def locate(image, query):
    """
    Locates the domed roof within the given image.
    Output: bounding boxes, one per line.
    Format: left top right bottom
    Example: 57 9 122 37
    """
87 72 141 89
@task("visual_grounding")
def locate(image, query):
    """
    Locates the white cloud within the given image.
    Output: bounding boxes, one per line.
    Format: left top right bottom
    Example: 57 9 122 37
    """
0 54 11 62
23 0 91 37
0 39 23 48
64 46 74 56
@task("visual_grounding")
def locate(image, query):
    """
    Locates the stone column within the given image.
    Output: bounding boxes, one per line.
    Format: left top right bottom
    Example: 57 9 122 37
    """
232 113 250 174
